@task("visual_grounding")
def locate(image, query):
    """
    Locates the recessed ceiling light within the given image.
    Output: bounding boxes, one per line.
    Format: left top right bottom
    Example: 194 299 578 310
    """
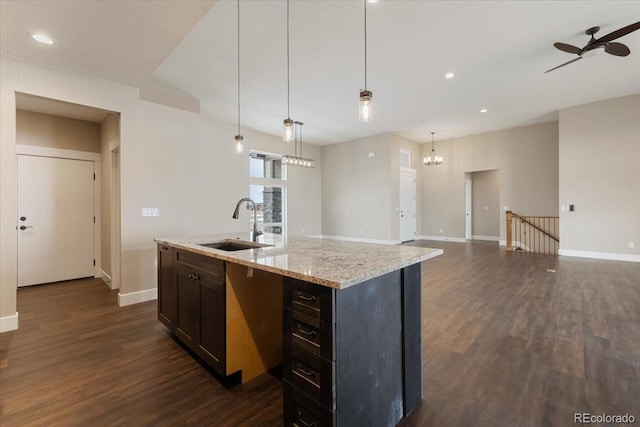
30 33 54 45
367 0 378 3
445 72 455 79
480 108 488 113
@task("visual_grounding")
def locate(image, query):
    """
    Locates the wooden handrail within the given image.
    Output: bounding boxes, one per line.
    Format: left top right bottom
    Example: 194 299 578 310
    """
511 211 559 242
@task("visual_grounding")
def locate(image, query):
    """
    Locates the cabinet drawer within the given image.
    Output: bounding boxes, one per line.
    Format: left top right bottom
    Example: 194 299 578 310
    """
176 250 224 282
284 278 334 323
284 342 335 410
284 382 335 427
285 308 334 361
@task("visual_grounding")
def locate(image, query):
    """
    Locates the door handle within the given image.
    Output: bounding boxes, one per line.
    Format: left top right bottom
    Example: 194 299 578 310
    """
19 225 34 230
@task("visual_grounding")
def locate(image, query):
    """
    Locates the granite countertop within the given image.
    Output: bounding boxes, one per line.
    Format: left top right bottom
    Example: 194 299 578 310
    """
154 233 443 289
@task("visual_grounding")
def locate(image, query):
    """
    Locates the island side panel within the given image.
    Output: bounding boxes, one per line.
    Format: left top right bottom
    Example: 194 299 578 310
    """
335 270 404 427
402 263 422 415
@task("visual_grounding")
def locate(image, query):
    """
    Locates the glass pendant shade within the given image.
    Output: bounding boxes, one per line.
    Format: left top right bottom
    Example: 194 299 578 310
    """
359 90 372 122
283 118 294 142
234 134 244 154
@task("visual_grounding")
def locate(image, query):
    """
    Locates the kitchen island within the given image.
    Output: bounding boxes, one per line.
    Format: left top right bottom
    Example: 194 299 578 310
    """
154 233 442 427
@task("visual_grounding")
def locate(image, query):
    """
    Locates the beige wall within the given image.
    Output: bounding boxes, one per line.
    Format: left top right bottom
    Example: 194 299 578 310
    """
99 113 120 278
16 110 100 152
0 55 322 323
421 121 559 242
321 133 394 242
471 170 500 239
559 94 640 259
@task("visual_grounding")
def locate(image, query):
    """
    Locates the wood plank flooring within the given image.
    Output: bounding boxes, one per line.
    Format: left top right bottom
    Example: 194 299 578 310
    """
1 241 638 426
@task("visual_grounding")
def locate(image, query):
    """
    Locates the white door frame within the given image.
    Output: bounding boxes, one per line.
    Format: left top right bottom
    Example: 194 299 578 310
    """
465 174 472 240
16 144 101 279
399 167 417 242
109 143 121 290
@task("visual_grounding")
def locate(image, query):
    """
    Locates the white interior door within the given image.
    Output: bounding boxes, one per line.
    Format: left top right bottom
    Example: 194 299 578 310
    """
465 176 472 240
18 155 95 287
399 169 417 242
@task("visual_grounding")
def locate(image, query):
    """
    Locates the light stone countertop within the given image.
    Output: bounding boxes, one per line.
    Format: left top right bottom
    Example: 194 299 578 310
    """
154 233 443 289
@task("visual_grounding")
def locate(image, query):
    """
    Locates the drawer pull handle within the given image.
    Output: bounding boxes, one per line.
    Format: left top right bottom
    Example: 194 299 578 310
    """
188 273 200 281
297 292 316 303
296 324 317 337
297 412 316 427
296 362 316 378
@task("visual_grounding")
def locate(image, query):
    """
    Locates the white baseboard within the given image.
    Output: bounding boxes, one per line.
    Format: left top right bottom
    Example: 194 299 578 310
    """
472 235 499 242
499 240 506 246
559 249 640 263
100 269 112 281
0 312 19 333
311 235 402 245
118 288 158 307
417 235 466 243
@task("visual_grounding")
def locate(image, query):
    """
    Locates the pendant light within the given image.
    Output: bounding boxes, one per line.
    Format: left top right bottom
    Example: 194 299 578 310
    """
282 0 294 142
282 121 315 168
359 0 373 122
423 132 443 166
234 0 244 154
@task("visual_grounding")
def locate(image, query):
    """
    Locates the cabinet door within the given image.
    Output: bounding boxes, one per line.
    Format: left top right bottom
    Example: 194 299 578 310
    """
157 245 176 329
175 268 199 350
197 275 226 375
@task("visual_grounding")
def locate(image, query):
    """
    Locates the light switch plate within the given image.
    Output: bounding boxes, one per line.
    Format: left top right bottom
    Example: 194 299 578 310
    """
142 208 160 217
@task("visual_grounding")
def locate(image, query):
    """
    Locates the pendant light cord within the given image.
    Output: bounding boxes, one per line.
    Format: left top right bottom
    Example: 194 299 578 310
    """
286 0 290 119
364 0 367 90
237 0 241 135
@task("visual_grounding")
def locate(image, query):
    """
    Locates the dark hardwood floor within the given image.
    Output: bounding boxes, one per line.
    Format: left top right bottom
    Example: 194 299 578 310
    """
1 241 638 426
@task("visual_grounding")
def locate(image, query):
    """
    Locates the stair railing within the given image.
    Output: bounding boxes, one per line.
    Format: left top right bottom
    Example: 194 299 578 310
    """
506 211 559 255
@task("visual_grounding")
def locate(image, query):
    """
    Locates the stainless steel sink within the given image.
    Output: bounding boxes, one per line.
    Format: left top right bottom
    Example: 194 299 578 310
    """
198 239 272 252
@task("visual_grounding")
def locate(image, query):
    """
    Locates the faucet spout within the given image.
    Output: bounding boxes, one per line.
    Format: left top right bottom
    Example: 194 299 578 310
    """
232 197 263 242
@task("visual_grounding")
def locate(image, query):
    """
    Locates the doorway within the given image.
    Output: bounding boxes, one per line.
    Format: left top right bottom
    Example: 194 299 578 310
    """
399 168 417 242
17 154 96 286
466 170 500 242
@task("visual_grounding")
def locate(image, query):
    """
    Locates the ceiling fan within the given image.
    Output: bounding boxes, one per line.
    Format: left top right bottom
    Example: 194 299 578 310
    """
545 21 640 73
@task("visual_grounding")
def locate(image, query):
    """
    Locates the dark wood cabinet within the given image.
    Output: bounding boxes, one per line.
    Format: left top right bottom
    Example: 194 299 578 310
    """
158 243 423 426
197 274 226 374
157 245 176 328
174 266 200 350
283 266 422 427
157 244 226 376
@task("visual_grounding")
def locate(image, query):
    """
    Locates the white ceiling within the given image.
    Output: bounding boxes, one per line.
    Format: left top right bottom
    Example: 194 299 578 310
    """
2 1 639 144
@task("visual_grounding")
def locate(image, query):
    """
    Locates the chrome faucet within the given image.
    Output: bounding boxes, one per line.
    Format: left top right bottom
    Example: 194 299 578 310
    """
232 197 263 242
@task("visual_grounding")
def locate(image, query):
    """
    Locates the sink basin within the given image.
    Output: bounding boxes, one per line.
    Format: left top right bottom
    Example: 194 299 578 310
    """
198 239 272 252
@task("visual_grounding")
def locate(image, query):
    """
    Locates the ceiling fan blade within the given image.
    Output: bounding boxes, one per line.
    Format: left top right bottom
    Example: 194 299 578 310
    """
596 21 640 43
605 42 631 57
544 57 583 73
553 42 582 54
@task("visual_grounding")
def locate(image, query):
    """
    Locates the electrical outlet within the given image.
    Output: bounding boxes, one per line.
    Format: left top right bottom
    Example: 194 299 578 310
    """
630 242 635 249
440 229 444 233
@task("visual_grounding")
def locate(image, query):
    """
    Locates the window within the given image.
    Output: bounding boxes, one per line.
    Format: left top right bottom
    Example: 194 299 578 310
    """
249 151 286 235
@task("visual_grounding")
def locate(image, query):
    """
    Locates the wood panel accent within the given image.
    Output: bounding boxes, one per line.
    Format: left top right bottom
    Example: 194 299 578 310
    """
225 263 283 383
